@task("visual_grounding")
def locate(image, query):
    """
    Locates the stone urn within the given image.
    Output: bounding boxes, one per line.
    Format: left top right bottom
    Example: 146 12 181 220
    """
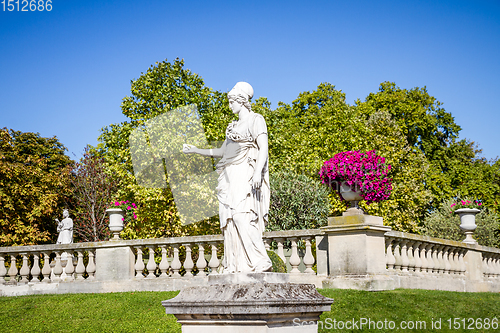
106 208 125 240
339 181 364 215
455 208 480 244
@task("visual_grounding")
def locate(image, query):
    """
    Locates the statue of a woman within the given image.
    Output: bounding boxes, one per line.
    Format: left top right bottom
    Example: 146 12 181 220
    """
55 209 73 244
183 82 272 273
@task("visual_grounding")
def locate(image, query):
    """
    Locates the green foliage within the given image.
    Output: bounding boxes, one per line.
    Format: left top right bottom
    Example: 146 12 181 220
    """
356 82 500 215
267 250 287 273
0 128 73 246
97 59 228 239
267 170 329 231
356 111 433 232
420 198 500 248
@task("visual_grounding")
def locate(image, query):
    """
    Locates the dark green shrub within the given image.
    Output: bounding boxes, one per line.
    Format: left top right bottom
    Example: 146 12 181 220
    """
267 250 286 273
267 170 330 231
420 198 500 248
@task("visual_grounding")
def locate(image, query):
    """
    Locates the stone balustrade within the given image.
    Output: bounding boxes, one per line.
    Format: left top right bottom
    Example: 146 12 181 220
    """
385 231 468 275
0 242 97 284
1 221 499 296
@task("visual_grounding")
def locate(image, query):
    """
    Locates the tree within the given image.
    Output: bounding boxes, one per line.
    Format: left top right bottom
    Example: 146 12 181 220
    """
0 128 73 246
356 82 500 214
71 146 117 242
97 58 230 239
256 83 432 232
267 170 330 231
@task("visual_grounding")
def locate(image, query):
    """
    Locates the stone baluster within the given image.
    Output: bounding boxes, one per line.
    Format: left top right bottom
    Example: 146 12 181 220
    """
19 253 30 283
275 238 286 264
447 248 455 274
75 251 86 280
146 246 157 278
302 237 315 274
264 238 271 251
413 242 422 273
432 245 440 273
208 242 220 275
86 250 96 279
489 256 495 277
64 250 75 280
490 254 497 277
183 244 194 277
400 240 409 272
30 253 41 283
451 248 460 275
437 246 445 274
158 245 170 278
289 238 301 274
171 244 182 277
458 249 466 275
393 240 402 271
425 244 434 274
52 251 63 282
8 254 18 283
419 243 428 273
41 252 51 282
495 254 500 277
486 256 492 278
385 238 396 270
0 254 6 283
196 244 207 276
443 247 452 274
407 241 415 272
490 255 496 277
134 247 145 278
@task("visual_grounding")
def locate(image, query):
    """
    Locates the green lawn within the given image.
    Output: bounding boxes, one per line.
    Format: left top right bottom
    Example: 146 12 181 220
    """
0 289 498 332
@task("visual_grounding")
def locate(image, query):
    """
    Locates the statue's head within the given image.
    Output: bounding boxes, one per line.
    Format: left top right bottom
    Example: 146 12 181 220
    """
63 209 69 218
228 82 253 113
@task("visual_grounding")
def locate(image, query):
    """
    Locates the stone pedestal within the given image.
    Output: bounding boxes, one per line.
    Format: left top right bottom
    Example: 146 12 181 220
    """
95 245 135 281
162 273 334 332
321 214 395 291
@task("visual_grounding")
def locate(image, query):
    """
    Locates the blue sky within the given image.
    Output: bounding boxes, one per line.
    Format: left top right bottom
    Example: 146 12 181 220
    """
1 0 499 160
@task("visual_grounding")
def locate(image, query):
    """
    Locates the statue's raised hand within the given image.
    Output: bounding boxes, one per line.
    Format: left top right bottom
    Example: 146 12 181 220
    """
182 144 197 154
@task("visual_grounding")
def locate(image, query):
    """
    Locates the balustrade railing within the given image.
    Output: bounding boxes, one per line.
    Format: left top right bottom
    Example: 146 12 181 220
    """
131 229 323 279
0 243 96 284
480 249 500 278
0 229 324 285
385 231 468 275
1 227 499 293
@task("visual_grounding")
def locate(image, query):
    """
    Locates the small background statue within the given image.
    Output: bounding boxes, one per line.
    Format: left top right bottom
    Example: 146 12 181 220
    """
55 209 73 244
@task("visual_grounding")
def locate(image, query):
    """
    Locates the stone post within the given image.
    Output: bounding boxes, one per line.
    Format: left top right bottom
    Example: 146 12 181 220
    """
95 244 135 282
321 214 395 291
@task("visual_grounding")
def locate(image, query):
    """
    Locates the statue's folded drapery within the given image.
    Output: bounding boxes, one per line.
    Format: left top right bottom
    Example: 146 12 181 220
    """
216 112 272 273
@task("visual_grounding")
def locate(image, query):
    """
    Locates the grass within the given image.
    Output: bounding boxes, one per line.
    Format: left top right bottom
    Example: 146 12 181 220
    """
0 289 498 332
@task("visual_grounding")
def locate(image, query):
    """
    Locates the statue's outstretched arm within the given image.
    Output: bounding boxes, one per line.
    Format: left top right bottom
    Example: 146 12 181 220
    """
183 140 227 158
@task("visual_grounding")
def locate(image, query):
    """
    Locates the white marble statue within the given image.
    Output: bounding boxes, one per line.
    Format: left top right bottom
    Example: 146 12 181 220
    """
183 82 272 273
55 209 73 244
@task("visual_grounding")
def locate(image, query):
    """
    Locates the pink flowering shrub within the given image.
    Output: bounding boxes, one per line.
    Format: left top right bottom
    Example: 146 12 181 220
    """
113 200 138 225
450 199 482 212
319 150 392 204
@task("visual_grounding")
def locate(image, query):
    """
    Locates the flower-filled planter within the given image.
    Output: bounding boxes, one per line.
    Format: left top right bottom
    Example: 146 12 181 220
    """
107 201 138 240
319 150 392 213
451 200 482 244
